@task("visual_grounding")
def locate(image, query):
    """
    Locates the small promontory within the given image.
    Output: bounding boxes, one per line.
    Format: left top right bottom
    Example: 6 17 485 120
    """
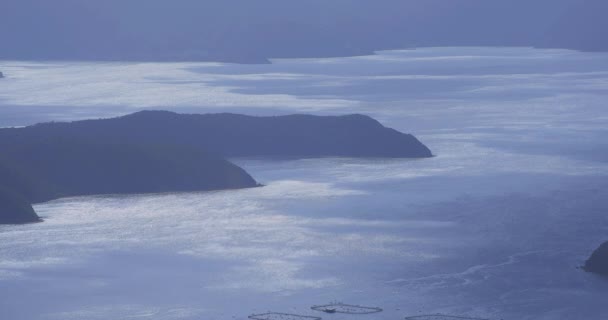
584 241 608 276
0 187 40 224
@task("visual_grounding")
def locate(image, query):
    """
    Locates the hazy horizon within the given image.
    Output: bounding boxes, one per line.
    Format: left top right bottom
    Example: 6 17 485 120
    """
2 0 607 62
1 2 608 319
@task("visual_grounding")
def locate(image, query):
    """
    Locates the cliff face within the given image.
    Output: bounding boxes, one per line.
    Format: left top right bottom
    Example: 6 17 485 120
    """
584 242 608 276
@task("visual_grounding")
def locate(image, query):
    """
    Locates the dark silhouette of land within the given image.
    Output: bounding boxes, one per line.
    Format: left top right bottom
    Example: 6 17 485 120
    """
0 111 431 224
584 241 608 276
0 142 258 224
1 0 606 63
5 111 432 158
0 186 40 224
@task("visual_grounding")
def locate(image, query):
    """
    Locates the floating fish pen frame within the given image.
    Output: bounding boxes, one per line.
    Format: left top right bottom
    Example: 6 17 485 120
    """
248 312 322 320
404 315 489 320
311 303 383 314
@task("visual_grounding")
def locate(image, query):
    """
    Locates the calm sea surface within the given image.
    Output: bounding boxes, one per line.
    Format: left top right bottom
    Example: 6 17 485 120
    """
1 47 608 319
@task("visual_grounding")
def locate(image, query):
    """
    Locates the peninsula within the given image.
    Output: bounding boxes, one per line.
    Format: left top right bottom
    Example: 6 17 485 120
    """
0 111 432 224
584 241 608 276
1 111 432 158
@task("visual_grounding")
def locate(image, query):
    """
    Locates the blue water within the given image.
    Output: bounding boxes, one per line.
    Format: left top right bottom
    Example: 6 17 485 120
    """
1 47 608 319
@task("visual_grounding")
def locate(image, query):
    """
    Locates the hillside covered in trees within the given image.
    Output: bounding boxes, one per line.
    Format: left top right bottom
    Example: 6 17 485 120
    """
0 111 431 224
6 111 432 158
0 140 259 224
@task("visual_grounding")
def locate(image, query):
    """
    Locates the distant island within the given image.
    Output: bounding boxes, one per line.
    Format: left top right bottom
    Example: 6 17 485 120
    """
0 71 4 78
583 241 608 276
1 0 606 63
11 111 432 158
0 111 432 224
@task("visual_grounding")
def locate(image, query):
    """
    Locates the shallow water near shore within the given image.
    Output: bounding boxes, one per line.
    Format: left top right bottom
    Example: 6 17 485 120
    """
1 47 608 319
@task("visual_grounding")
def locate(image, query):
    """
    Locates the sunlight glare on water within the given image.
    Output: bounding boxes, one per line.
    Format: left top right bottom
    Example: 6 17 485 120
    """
1 47 608 319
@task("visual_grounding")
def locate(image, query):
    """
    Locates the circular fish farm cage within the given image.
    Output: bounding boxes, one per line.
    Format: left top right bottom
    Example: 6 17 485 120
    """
404 315 489 320
311 303 383 314
248 313 322 320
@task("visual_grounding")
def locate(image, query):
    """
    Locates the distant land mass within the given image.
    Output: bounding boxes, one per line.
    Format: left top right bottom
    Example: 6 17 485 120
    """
584 241 608 276
5 111 433 158
0 142 258 224
0 111 432 224
0 186 40 224
1 0 606 63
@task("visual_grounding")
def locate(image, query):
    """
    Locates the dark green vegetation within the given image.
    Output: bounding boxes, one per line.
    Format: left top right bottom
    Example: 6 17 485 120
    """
0 111 431 224
584 241 608 276
1 111 432 158
0 142 258 203
0 141 258 224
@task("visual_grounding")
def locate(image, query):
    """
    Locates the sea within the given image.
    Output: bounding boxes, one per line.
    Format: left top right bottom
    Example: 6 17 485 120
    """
1 47 608 319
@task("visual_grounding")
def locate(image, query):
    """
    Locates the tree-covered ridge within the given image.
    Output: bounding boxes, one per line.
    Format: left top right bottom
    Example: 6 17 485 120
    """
1 140 258 202
0 141 259 224
0 140 259 224
1 111 432 158
0 111 431 224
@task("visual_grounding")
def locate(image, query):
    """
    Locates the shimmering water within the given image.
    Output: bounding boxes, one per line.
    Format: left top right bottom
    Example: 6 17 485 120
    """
1 47 608 319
